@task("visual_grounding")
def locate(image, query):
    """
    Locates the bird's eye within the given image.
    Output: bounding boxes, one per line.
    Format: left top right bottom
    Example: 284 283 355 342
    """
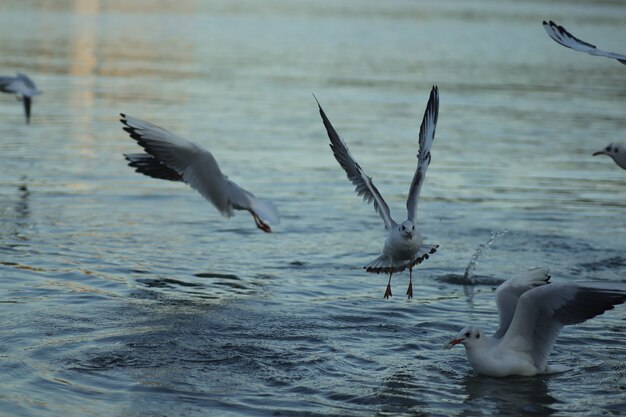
464 332 471 338
615 147 619 153
476 334 480 339
606 146 611 151
402 226 405 230
412 225 415 230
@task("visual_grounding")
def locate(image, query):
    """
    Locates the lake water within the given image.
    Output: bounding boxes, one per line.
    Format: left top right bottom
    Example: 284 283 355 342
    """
1 1 625 416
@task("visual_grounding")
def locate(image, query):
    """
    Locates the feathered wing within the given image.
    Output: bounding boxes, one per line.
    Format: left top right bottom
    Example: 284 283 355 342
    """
492 267 551 339
0 73 41 96
406 86 439 223
124 153 182 181
120 114 279 225
499 282 626 370
543 20 626 65
315 96 396 230
0 76 17 93
16 73 39 93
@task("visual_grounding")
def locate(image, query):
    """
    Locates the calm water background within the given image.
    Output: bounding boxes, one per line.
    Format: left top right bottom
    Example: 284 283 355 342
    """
1 1 625 416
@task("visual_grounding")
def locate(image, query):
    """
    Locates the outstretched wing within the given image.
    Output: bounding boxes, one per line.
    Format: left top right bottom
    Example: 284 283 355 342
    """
492 267 551 339
499 281 626 370
406 86 439 222
315 96 396 230
0 75 17 93
543 20 626 65
120 114 279 227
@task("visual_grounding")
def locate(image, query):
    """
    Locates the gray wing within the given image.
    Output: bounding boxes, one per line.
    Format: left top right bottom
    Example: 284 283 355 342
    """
406 86 439 222
16 73 36 89
315 96 396 230
499 281 626 370
0 73 41 96
0 75 18 93
120 114 279 224
543 21 626 65
492 267 551 339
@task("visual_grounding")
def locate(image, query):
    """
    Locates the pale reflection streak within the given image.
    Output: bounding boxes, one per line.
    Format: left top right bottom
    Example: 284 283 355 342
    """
68 0 98 162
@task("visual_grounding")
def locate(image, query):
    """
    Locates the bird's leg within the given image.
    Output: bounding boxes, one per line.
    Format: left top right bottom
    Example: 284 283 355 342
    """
384 272 393 299
251 212 271 233
406 265 413 299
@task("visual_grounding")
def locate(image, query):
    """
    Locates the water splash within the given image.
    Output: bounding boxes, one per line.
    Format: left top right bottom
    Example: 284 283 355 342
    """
463 229 508 284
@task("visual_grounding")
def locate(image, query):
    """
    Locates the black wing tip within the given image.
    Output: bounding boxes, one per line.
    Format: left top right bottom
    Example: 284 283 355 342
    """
312 93 321 107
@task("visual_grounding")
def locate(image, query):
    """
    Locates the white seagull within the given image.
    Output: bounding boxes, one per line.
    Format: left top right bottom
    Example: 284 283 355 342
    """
121 114 279 232
446 267 626 377
315 86 440 299
543 20 626 65
0 72 42 124
592 143 626 170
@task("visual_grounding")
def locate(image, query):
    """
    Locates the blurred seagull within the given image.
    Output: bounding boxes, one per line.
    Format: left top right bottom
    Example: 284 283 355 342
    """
543 20 626 65
0 72 42 123
315 86 440 299
121 114 279 232
592 143 626 170
445 267 626 377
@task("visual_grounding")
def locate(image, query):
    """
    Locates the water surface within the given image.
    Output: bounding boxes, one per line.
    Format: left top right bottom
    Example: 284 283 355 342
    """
1 1 625 416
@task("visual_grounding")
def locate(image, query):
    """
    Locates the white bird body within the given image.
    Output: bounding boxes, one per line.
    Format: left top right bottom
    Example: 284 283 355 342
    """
543 20 626 65
383 227 423 263
316 86 440 298
446 267 626 377
593 143 626 170
0 72 41 123
121 114 279 232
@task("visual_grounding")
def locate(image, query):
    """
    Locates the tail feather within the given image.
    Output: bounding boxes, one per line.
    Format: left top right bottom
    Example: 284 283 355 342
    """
364 244 438 273
251 199 280 225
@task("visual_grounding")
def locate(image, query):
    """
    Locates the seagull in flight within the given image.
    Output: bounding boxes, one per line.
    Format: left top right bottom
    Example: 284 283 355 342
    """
446 267 626 377
592 143 626 170
315 86 440 299
121 114 279 232
543 20 626 65
0 72 42 124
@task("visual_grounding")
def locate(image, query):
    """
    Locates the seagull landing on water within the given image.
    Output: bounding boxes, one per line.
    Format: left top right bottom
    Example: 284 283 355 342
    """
120 114 279 232
445 267 626 377
315 86 440 299
543 20 626 65
592 143 626 170
0 72 42 124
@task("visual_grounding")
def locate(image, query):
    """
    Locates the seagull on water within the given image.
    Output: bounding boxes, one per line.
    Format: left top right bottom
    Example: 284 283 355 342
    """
592 143 626 170
120 114 279 232
315 86 440 299
0 72 42 123
543 20 626 65
446 267 626 377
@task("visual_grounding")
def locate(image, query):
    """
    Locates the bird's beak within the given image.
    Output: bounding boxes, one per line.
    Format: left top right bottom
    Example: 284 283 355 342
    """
592 150 605 156
444 338 464 349
404 231 413 239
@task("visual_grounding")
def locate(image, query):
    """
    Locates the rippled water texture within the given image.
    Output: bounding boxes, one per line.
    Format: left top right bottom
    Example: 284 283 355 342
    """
1 1 625 416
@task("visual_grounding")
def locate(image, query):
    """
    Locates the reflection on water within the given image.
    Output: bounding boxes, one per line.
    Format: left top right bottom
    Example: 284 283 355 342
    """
462 374 557 417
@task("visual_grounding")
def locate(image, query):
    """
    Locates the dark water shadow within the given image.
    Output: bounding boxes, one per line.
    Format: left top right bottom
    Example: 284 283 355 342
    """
373 367 429 416
461 373 559 417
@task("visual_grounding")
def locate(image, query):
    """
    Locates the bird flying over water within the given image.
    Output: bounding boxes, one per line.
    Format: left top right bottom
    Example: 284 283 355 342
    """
315 86 440 299
543 20 626 65
0 72 42 124
592 143 626 170
446 267 626 377
121 114 279 232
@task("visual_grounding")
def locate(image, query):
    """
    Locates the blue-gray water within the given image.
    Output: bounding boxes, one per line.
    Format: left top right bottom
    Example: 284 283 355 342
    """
1 1 625 416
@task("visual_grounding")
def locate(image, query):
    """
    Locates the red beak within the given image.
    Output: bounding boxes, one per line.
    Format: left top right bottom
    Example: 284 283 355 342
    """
445 338 464 349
